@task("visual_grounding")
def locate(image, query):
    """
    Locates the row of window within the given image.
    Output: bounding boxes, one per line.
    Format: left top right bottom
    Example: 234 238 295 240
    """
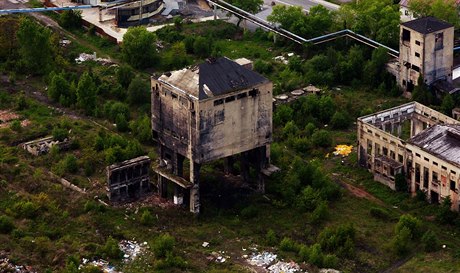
415 163 458 192
213 89 259 106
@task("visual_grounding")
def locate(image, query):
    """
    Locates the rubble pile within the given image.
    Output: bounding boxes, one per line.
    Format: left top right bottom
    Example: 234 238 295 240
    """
79 258 120 273
268 261 302 273
119 240 147 262
247 251 277 267
0 258 37 273
75 53 114 65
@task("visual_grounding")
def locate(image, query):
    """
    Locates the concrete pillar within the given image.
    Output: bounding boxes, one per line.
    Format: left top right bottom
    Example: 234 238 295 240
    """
174 185 184 205
224 156 234 174
189 162 201 214
158 175 167 198
213 4 217 20
256 146 268 193
240 152 249 183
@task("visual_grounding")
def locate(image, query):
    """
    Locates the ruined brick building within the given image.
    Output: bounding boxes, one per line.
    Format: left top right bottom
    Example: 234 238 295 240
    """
151 57 274 213
357 102 460 210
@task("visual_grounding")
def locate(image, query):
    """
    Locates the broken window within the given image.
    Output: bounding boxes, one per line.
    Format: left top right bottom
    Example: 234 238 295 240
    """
432 171 438 182
367 140 373 155
249 88 259 97
415 40 420 46
237 92 247 99
412 64 420 72
214 99 224 106
415 52 420 58
398 154 403 163
390 150 395 160
402 29 411 42
450 180 456 191
214 110 225 124
415 163 421 183
225 96 235 103
423 167 429 188
435 32 443 50
382 147 388 156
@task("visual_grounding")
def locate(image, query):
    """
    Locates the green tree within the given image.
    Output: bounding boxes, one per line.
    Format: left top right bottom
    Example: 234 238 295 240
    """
312 129 332 148
436 196 457 224
115 113 129 132
59 10 82 29
331 111 351 129
154 234 175 259
116 65 134 88
441 94 455 115
227 0 263 26
122 27 157 68
395 214 421 239
163 42 189 69
77 72 97 115
101 236 122 259
391 226 412 256
409 0 459 27
193 36 212 58
48 72 70 102
128 77 150 105
0 17 20 62
363 47 389 88
16 17 55 74
130 115 152 143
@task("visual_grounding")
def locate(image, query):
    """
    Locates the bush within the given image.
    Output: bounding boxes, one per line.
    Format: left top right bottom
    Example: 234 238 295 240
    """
140 209 155 226
331 111 351 130
101 236 122 259
323 254 339 268
436 197 457 225
62 154 79 174
370 207 391 221
298 245 310 262
0 215 15 233
265 229 277 246
311 129 332 148
13 201 38 219
421 230 440 252
115 113 129 132
395 214 421 240
128 77 149 105
154 234 175 258
52 127 69 141
318 224 355 258
59 10 82 29
310 200 329 224
193 36 212 58
308 243 324 267
279 237 299 252
297 186 321 211
10 120 21 132
391 226 411 256
240 205 259 219
155 252 187 270
116 65 134 88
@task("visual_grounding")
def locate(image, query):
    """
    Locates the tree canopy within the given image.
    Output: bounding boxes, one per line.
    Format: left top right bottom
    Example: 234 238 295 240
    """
409 0 459 27
227 0 263 26
122 26 157 68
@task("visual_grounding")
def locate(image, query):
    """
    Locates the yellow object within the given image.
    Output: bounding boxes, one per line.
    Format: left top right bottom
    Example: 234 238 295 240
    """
333 145 353 156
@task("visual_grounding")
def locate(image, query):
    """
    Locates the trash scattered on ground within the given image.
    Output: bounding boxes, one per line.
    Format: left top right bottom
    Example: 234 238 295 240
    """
208 251 230 264
333 145 353 157
79 258 120 273
202 241 210 247
268 261 301 273
274 55 288 64
75 52 114 65
119 240 146 262
247 251 277 267
319 269 341 273
0 258 37 273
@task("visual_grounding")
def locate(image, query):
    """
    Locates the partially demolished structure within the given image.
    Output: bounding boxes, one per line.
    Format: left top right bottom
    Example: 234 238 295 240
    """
106 156 151 202
22 136 70 156
358 102 460 210
151 57 274 213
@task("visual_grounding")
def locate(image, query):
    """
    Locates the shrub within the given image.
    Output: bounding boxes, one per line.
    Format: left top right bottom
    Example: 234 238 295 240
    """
297 186 321 211
240 205 259 219
298 245 310 261
308 243 324 267
391 226 411 256
331 111 350 129
154 234 175 258
155 252 187 270
115 113 129 132
323 254 339 268
279 237 299 252
116 65 134 88
63 154 78 174
128 77 149 105
52 127 69 141
10 120 21 132
370 207 391 220
101 236 122 259
193 36 211 58
59 10 82 29
421 230 440 252
436 197 457 225
395 214 421 239
14 201 39 219
311 129 332 148
0 215 15 233
318 223 356 257
310 200 329 224
140 209 155 226
265 229 277 246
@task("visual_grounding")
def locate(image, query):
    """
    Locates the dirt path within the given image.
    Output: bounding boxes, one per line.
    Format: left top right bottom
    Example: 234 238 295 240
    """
331 173 385 205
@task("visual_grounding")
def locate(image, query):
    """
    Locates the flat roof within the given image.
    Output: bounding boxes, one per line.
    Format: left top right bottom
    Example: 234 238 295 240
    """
408 124 460 167
401 16 453 34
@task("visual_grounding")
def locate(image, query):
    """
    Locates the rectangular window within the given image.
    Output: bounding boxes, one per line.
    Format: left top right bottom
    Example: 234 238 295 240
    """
432 171 438 182
450 180 456 191
249 88 259 97
433 161 438 166
442 166 447 170
225 96 235 103
383 147 388 156
237 92 247 99
402 29 411 42
415 52 420 57
416 153 421 158
424 157 429 162
412 64 420 72
214 99 224 106
398 154 403 163
415 40 420 45
435 32 443 50
423 167 429 188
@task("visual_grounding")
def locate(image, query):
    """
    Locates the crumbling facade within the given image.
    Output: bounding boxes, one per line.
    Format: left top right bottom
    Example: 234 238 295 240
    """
399 17 454 92
106 156 151 202
151 57 273 213
358 102 460 210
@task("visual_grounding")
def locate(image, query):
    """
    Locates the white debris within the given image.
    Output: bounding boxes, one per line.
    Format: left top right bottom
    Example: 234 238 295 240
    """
247 251 277 267
119 240 144 262
75 52 114 65
268 261 302 273
202 241 210 248
79 259 120 273
0 258 37 273
287 52 295 57
319 269 341 273
274 55 288 64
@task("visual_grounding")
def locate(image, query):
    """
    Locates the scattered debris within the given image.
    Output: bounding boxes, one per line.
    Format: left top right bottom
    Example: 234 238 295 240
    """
0 110 29 129
75 52 114 65
0 258 37 273
268 261 301 273
202 241 210 248
333 145 353 157
319 269 341 273
274 55 288 64
119 240 146 262
79 258 120 273
59 39 72 47
22 136 70 156
247 251 277 267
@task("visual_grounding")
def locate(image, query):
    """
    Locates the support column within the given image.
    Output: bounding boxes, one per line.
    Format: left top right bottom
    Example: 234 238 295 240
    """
240 152 249 183
256 146 268 193
224 156 234 175
158 175 167 198
174 185 184 205
189 162 201 214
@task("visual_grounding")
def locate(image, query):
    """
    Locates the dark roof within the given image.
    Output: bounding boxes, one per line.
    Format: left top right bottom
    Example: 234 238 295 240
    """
408 124 460 167
198 57 268 100
401 17 453 34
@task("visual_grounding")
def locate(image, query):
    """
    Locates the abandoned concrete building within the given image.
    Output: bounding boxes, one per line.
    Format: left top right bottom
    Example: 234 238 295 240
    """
106 156 151 202
357 102 460 210
398 17 454 93
151 57 274 213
